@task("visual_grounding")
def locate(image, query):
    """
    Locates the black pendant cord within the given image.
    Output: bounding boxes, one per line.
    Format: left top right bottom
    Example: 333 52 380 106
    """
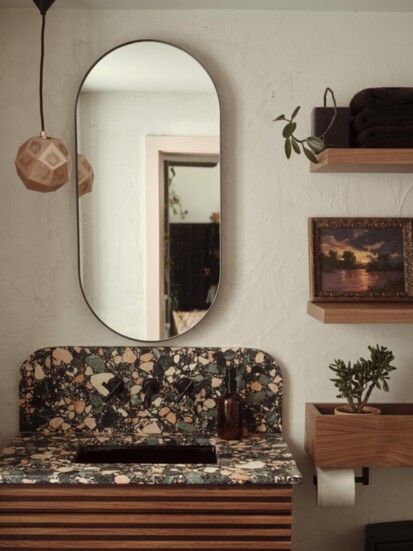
39 12 46 135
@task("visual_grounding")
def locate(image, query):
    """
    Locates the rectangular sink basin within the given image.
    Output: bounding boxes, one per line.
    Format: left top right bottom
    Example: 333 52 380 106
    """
73 444 217 465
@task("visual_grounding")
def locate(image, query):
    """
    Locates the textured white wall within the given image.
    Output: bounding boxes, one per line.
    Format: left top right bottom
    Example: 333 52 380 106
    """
1 8 413 551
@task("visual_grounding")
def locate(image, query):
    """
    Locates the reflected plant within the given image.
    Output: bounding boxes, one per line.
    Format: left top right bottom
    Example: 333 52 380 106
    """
165 168 185 323
168 167 188 220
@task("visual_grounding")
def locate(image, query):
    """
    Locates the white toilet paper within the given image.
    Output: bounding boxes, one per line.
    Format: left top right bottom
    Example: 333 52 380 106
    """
316 467 355 507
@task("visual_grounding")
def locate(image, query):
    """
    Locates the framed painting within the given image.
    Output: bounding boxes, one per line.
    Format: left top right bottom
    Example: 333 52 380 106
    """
309 218 413 302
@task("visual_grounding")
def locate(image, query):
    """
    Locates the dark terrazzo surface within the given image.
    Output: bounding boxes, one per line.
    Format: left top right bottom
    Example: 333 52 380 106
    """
0 433 302 485
20 347 283 435
4 346 301 486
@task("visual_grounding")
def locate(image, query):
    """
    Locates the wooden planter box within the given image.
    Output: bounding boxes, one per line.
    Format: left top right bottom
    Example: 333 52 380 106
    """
305 403 413 468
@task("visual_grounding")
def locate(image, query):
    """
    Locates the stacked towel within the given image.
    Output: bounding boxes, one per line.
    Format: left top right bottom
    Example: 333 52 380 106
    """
350 88 413 148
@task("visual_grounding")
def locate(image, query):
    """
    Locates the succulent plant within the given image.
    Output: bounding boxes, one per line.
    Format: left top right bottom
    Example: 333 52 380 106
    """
329 345 396 414
274 87 337 163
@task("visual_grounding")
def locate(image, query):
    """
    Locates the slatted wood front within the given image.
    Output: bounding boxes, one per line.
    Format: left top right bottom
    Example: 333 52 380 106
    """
0 485 293 550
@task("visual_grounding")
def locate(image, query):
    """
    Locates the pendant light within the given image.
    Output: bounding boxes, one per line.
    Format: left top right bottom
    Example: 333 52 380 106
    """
15 0 72 193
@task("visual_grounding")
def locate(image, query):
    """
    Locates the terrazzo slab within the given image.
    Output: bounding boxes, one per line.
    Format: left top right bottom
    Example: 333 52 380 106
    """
0 432 302 485
20 346 283 435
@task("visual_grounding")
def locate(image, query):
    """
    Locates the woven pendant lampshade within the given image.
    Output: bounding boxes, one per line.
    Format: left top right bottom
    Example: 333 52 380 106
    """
77 154 94 197
15 0 72 193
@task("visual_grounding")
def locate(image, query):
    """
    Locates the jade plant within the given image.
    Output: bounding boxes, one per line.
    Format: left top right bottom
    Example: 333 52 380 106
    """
329 345 396 413
274 87 337 163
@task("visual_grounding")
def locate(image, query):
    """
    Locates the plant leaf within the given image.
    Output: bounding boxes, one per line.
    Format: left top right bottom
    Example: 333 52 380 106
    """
303 145 319 163
273 114 286 121
291 106 301 120
282 122 297 138
306 136 326 154
291 138 301 154
284 138 292 159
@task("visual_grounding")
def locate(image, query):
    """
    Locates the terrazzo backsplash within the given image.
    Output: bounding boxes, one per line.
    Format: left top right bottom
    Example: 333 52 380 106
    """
20 347 283 436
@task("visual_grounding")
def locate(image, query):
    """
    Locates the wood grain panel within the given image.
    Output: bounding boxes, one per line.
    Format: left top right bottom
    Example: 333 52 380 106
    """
0 485 293 550
0 541 292 549
307 301 413 324
0 499 291 512
0 513 292 526
305 402 413 467
310 147 413 173
0 486 293 498
0 527 293 537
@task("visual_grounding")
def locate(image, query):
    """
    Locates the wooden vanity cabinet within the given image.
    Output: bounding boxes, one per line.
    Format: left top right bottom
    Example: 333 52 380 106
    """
0 485 293 549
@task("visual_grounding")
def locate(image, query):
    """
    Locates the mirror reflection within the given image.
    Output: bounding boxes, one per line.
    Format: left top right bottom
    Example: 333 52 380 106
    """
165 160 220 337
76 41 220 341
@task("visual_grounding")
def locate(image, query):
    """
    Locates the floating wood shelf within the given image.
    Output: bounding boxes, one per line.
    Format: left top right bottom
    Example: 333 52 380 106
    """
305 403 413 468
307 301 413 324
310 148 413 173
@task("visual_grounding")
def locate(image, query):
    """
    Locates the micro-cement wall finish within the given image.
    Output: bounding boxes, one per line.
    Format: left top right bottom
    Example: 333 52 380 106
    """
2 7 413 551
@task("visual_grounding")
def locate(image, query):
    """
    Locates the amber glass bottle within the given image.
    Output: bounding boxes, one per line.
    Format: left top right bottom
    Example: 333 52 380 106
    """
217 367 244 440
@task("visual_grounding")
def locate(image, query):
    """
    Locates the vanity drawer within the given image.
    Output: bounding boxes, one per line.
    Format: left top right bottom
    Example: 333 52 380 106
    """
0 485 293 550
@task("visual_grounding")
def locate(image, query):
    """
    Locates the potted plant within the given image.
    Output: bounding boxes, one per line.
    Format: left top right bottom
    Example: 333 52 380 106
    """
329 344 396 415
274 87 349 163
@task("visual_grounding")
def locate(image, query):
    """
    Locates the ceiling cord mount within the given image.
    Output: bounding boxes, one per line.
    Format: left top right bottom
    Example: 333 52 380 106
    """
32 0 56 15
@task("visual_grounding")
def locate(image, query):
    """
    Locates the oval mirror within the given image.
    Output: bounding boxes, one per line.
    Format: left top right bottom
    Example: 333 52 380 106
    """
75 41 221 341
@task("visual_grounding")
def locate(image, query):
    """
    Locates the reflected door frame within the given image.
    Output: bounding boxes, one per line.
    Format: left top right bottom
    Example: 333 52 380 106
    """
145 136 220 341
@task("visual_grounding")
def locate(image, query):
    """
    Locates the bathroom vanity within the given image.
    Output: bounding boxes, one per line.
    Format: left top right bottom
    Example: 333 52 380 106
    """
0 486 294 549
0 346 301 549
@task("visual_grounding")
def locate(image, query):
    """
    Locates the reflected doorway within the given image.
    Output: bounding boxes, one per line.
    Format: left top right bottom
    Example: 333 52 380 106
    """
145 136 220 340
164 159 220 337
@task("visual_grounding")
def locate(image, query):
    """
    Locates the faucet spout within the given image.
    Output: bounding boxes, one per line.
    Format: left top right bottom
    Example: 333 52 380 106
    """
142 379 160 409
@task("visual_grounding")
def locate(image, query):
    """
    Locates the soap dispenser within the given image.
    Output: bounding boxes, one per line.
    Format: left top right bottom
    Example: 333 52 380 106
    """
217 367 244 440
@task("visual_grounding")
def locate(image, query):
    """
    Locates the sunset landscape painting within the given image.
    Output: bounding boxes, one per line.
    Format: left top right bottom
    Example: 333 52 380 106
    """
319 227 405 294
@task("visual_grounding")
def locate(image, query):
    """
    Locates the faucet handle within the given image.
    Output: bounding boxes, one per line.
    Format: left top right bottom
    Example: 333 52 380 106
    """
175 377 195 403
102 377 126 403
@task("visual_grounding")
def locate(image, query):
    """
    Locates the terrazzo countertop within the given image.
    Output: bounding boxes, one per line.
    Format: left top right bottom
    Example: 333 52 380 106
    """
0 432 302 485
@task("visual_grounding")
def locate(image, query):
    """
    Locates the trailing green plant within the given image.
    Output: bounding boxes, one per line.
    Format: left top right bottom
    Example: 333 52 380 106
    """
168 166 188 220
329 345 396 413
273 87 337 163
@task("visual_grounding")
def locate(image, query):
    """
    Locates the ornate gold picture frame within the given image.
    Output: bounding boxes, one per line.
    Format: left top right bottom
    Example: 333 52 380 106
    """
309 218 413 302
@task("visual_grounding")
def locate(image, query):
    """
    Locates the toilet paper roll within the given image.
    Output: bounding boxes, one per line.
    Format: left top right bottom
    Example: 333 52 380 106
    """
316 467 355 507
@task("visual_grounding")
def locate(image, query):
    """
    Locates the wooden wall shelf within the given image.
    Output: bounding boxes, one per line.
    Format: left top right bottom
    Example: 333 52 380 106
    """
310 148 413 173
305 403 413 468
307 301 413 324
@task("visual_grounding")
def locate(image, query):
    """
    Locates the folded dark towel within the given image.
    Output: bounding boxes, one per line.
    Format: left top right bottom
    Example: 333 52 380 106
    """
358 104 413 121
356 125 413 143
350 88 413 115
354 116 413 133
355 134 413 148
353 106 413 132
